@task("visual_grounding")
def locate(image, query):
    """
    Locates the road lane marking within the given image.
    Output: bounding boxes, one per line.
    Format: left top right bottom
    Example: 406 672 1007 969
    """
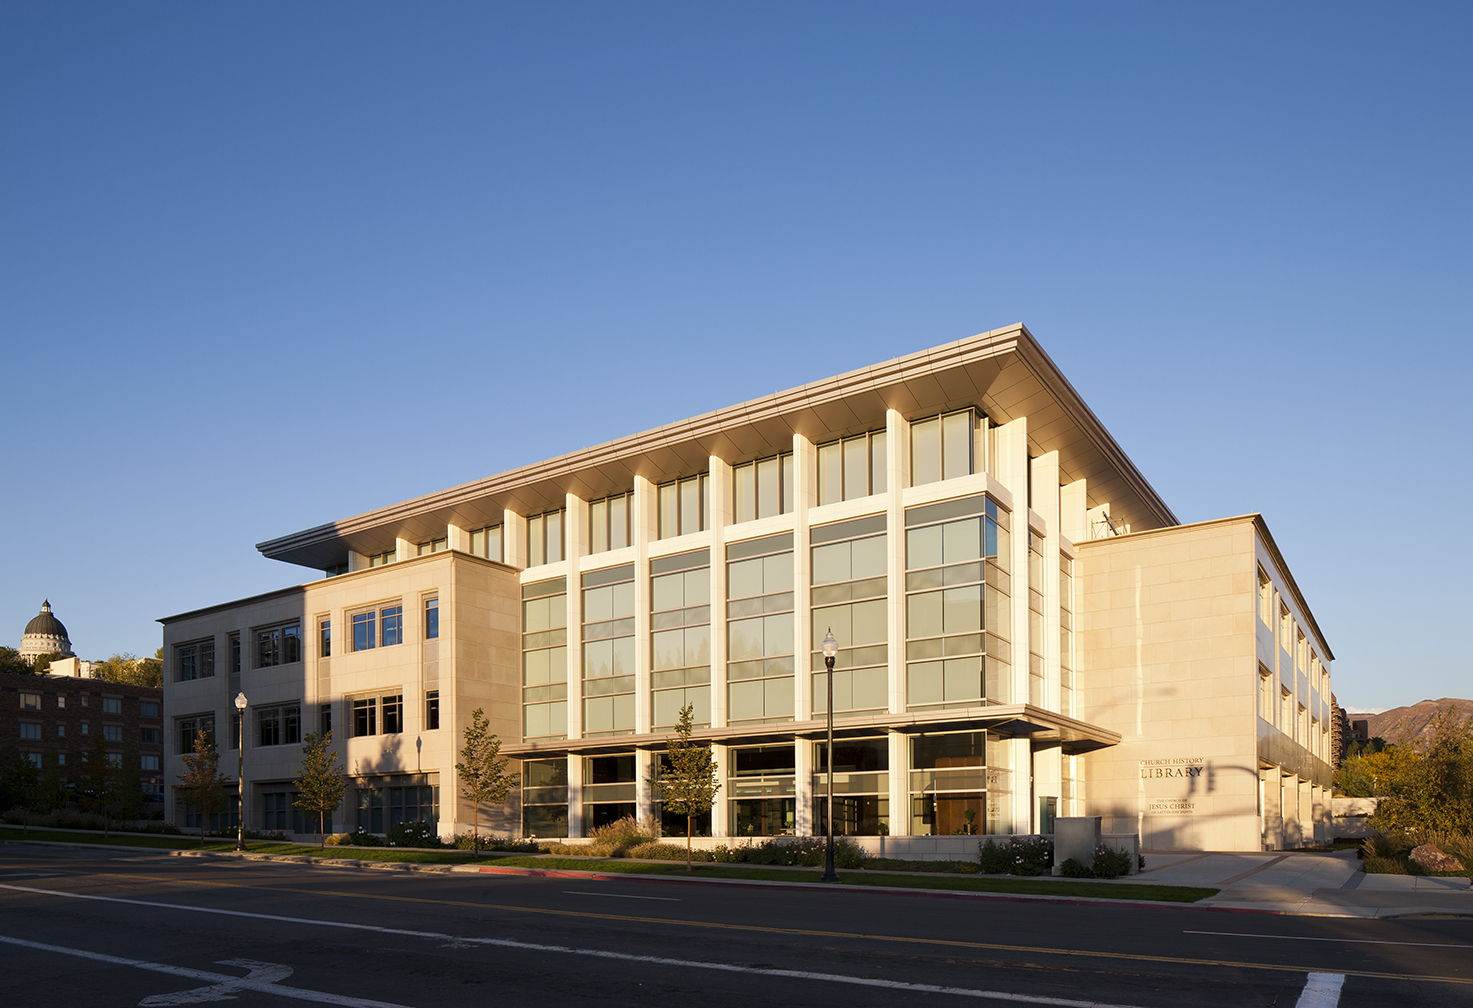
0 906 1150 1007
6 880 1473 988
140 958 293 1005
564 890 680 901
1294 972 1345 1008
0 936 412 1007
1185 930 1473 949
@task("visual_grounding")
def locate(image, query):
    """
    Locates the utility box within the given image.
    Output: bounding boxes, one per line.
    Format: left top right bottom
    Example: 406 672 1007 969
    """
1053 816 1102 875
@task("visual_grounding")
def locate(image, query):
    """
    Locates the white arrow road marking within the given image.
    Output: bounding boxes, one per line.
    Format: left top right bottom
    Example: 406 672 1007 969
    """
0 935 411 1007
139 959 294 1005
1295 973 1346 1008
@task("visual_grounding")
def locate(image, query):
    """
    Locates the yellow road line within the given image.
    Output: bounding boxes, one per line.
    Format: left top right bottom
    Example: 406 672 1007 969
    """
5 867 1471 988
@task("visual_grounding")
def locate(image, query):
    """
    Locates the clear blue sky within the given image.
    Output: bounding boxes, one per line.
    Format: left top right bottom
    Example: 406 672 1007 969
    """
2 2 1467 711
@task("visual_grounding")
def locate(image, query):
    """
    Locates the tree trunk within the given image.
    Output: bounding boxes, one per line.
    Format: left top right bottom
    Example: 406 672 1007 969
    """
686 814 692 871
320 809 326 849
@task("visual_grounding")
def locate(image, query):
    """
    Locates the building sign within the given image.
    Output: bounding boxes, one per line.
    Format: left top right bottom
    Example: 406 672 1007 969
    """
1140 758 1205 816
1139 757 1204 780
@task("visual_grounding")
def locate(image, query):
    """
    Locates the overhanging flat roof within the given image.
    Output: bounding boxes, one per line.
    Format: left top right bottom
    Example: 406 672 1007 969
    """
258 324 1178 570
502 704 1121 759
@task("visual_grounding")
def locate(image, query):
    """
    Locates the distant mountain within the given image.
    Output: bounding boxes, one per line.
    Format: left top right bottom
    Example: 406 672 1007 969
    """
1362 698 1473 746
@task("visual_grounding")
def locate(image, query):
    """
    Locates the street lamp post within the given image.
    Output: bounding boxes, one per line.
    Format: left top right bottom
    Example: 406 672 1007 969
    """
820 630 839 883
234 692 247 851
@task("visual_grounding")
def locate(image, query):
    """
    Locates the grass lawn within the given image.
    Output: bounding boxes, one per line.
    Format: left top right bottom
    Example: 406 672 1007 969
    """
467 856 1218 902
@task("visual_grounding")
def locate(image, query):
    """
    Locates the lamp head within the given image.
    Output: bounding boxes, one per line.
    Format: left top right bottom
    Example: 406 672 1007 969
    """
234 692 247 711
821 630 837 660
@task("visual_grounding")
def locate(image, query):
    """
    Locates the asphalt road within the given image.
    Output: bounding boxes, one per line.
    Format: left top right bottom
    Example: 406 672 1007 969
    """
1 845 1471 1007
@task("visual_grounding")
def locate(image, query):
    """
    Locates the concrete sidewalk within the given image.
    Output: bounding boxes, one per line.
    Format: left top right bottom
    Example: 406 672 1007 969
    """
1121 848 1473 917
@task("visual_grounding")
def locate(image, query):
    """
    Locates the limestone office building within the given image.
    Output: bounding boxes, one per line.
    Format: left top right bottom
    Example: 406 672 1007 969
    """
160 325 1335 852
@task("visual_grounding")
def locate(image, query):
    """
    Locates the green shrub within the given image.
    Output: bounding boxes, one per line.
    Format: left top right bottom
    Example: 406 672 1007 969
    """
978 836 1054 876
741 836 865 868
1058 858 1093 878
387 821 442 848
344 829 383 847
580 816 659 857
323 833 352 846
627 841 714 861
1091 844 1134 879
710 843 749 863
1363 856 1408 874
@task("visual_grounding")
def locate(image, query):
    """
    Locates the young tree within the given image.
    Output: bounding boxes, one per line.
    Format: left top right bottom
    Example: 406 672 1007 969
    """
0 756 43 832
455 708 517 853
654 703 719 870
293 731 346 847
176 732 231 845
74 733 126 837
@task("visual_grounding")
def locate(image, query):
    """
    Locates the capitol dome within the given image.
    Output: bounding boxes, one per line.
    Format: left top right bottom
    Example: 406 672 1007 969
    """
20 599 74 664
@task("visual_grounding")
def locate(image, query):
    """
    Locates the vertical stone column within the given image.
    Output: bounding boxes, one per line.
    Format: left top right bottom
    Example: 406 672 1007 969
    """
566 753 584 840
794 737 814 837
1259 767 1280 849
885 408 908 716
1032 451 1061 714
395 537 414 563
1059 479 1088 546
503 509 527 569
447 524 470 554
703 463 729 729
792 433 814 723
887 730 909 837
993 417 1032 835
635 747 657 831
347 549 368 572
710 743 730 837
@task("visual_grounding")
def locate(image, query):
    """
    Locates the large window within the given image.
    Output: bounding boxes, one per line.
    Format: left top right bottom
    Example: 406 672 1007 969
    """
583 754 637 830
726 534 794 724
588 492 633 554
417 537 447 555
353 697 377 737
382 694 403 734
732 454 793 524
1028 532 1045 706
176 714 215 755
424 597 439 640
522 758 569 837
367 550 395 567
909 409 982 486
909 731 1013 836
527 509 566 566
650 549 711 729
468 525 503 562
424 690 440 730
351 605 403 651
810 516 888 717
256 703 301 747
817 431 886 505
904 495 1011 710
175 639 215 682
319 620 331 658
19 722 41 740
657 474 710 539
20 692 40 711
522 578 568 740
582 565 635 736
1257 568 1273 626
813 737 889 836
1059 554 1075 716
256 622 302 668
729 745 795 836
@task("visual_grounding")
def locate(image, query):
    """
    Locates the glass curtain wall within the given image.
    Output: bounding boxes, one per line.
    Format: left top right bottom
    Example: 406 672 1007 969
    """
809 516 888 717
816 430 886 505
1059 554 1075 716
588 492 632 555
522 758 569 837
725 534 795 724
656 751 713 837
526 510 566 566
730 744 795 836
909 731 1013 836
582 565 635 736
583 754 636 829
813 737 889 835
732 453 794 524
522 579 567 740
650 549 711 728
1028 532 1046 706
909 409 983 487
657 475 709 539
468 525 503 562
904 495 1011 710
